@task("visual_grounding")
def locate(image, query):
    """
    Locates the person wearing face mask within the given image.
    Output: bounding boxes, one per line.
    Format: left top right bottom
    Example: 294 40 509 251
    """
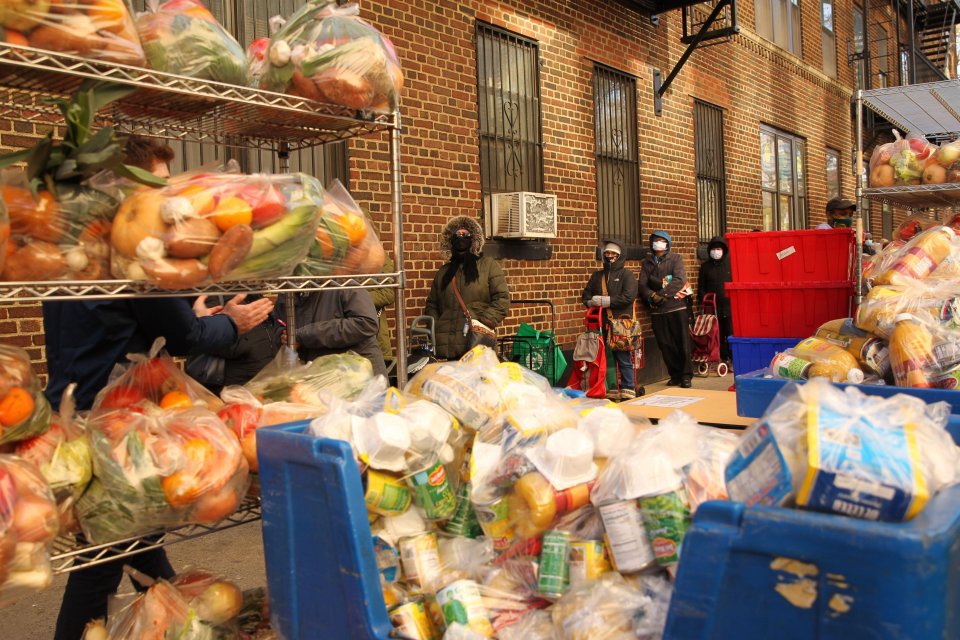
638 230 694 387
816 197 856 229
697 236 733 362
582 239 639 401
424 216 511 359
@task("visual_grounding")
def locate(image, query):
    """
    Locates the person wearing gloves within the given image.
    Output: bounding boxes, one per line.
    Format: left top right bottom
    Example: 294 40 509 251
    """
697 236 733 362
582 239 639 401
638 230 694 387
424 215 511 360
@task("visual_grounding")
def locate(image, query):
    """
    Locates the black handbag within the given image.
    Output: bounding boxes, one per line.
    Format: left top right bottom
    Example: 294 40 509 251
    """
452 277 497 350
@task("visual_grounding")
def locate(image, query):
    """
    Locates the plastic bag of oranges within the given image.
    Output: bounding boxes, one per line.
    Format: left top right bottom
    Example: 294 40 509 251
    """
0 0 146 65
0 344 52 446
298 178 386 277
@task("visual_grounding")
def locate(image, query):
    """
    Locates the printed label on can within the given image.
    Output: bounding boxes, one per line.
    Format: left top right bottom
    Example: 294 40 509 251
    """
598 500 655 573
569 540 610 586
770 352 813 379
638 489 692 567
389 601 438 640
536 530 571 598
399 532 443 592
409 460 457 521
554 482 592 515
931 365 960 389
365 469 412 516
435 579 494 638
372 536 400 583
474 497 514 550
443 482 482 538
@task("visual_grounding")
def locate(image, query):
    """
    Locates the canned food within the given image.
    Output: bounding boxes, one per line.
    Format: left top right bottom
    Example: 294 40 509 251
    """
638 488 692 567
389 601 438 640
473 496 514 550
435 579 494 638
443 482 482 538
569 540 610 586
408 458 457 521
399 532 443 592
365 469 411 516
536 530 571 598
598 500 655 573
372 536 400 583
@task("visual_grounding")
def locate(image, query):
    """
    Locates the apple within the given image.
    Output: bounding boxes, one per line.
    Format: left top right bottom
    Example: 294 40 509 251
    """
923 163 946 184
99 385 148 411
238 185 286 229
129 358 173 396
870 163 895 187
908 137 936 161
217 403 260 440
938 143 960 168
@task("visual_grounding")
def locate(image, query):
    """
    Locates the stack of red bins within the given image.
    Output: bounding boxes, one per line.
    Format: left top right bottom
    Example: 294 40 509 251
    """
725 228 856 375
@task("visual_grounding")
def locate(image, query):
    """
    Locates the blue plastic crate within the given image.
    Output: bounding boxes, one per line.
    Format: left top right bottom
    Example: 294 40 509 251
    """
663 483 960 640
736 369 960 419
257 420 391 640
729 337 802 375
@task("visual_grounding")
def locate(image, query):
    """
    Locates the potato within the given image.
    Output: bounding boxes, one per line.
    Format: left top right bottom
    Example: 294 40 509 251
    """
141 258 210 289
165 217 221 259
208 224 253 279
2 242 68 281
28 17 98 56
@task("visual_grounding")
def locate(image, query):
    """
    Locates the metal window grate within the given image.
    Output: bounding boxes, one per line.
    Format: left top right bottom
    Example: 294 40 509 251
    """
694 100 726 243
476 23 544 197
594 65 641 245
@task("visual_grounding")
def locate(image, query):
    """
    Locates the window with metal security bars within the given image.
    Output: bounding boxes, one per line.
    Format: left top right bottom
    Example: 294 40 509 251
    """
593 65 641 245
476 23 544 198
694 100 726 244
760 126 807 230
128 0 348 185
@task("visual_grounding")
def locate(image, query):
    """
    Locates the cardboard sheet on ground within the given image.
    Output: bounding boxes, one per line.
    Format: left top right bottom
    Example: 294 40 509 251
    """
620 388 755 428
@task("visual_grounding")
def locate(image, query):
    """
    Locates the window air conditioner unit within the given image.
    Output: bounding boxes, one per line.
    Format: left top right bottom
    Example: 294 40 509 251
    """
484 192 558 239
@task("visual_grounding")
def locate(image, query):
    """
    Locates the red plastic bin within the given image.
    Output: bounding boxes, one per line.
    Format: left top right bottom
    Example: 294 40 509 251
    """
726 229 855 283
727 281 854 338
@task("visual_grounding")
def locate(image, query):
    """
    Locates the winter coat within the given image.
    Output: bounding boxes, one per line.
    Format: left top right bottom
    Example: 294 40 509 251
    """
280 289 387 377
637 230 689 315
697 236 732 318
582 245 639 323
369 255 396 360
43 298 239 410
424 216 511 360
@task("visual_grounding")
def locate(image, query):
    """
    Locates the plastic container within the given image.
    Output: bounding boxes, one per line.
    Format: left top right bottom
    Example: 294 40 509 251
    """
663 482 960 640
735 369 960 424
729 337 804 375
727 282 854 338
726 229 855 283
257 420 391 640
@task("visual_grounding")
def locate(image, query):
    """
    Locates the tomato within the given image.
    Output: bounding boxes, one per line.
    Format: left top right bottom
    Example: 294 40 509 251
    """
217 403 260 439
160 390 192 410
192 486 240 523
99 385 148 411
129 358 171 395
238 185 286 229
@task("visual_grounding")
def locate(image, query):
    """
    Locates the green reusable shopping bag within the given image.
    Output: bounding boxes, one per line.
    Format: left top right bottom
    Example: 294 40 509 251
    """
513 322 567 385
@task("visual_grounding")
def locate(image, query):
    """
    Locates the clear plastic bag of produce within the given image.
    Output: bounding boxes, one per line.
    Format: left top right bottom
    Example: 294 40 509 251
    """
260 0 403 113
0 454 59 609
244 346 374 405
136 0 247 85
814 318 891 379
726 377 959 521
887 312 960 389
869 131 938 187
406 359 505 433
76 406 249 542
1 168 123 282
550 572 671 640
0 0 145 65
935 138 960 184
873 225 958 287
0 343 52 446
769 338 865 383
91 338 222 414
110 170 324 288
14 384 92 534
856 277 960 339
297 178 386 277
88 567 245 639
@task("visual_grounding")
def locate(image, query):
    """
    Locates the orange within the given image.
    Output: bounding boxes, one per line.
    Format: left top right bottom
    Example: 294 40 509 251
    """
0 386 34 427
2 187 63 243
209 196 253 232
314 224 334 260
87 0 128 33
161 438 215 507
338 211 368 246
160 390 192 410
2 30 29 47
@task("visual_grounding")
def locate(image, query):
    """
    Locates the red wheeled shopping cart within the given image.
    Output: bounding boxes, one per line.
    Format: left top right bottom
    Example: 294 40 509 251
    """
689 293 729 377
566 307 607 398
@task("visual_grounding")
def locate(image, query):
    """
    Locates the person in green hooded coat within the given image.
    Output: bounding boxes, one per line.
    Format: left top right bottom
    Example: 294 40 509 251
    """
424 216 511 359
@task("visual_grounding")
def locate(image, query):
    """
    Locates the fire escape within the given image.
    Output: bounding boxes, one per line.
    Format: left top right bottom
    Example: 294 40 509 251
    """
619 0 740 115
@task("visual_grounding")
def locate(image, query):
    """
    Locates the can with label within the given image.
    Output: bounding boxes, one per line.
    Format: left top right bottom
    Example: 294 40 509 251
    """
389 601 439 640
365 469 412 516
473 496 514 550
598 500 655 573
536 530 571 598
422 593 446 635
399 532 443 592
408 458 457 521
554 482 592 515
770 352 813 379
638 488 692 567
443 482 482 538
372 536 400 583
568 540 610 586
435 579 494 637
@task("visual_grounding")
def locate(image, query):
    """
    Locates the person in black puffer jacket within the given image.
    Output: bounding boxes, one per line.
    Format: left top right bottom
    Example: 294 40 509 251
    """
697 236 733 362
583 239 638 401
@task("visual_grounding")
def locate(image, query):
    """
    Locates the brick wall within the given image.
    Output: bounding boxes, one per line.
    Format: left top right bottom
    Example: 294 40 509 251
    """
0 0 931 376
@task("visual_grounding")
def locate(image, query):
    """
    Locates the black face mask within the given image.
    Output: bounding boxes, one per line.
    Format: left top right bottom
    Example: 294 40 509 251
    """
603 257 615 268
452 235 472 252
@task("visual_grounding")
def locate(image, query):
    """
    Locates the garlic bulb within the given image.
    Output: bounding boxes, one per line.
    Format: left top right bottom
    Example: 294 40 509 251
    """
136 237 166 262
269 40 291 66
160 197 195 224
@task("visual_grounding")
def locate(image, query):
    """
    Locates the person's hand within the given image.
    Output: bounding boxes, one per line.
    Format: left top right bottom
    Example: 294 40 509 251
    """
280 328 295 349
599 296 610 308
221 294 274 335
650 292 665 306
589 295 603 307
192 295 223 318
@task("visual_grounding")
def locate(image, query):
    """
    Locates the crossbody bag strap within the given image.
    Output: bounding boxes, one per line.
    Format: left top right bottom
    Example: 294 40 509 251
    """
451 272 471 322
602 273 638 322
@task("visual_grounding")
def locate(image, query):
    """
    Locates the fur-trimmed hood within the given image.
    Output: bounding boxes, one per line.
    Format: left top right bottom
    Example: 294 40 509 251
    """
441 216 484 259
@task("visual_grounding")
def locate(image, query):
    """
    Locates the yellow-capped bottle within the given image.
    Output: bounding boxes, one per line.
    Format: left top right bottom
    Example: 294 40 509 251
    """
875 226 957 286
889 314 936 388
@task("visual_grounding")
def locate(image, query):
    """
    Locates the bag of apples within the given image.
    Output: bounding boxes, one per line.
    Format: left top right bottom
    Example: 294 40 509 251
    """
0 344 52 446
0 455 60 608
869 131 945 187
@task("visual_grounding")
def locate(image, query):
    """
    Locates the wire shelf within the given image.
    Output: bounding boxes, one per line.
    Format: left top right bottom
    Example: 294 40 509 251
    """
51 496 262 574
0 273 401 302
862 183 960 209
0 44 397 149
861 80 960 142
